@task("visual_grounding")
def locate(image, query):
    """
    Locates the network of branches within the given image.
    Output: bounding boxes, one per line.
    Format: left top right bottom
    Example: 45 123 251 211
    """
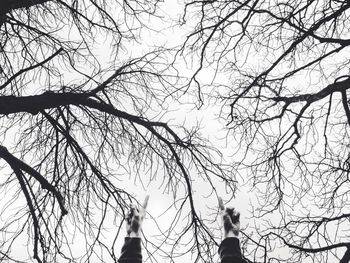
0 1 234 262
1 0 350 262
181 0 350 262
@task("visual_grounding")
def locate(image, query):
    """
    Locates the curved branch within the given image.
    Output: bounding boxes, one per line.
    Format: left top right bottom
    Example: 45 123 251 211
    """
272 77 350 105
0 145 68 216
274 233 350 253
11 166 43 263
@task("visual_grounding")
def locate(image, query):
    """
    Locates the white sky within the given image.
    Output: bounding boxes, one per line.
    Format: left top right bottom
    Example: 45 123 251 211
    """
1 0 347 262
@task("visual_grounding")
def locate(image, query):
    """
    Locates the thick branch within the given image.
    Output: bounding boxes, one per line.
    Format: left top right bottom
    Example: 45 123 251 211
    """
0 145 68 216
0 92 184 144
2 0 52 13
83 98 183 144
272 77 350 104
12 165 43 263
0 0 52 27
0 92 88 115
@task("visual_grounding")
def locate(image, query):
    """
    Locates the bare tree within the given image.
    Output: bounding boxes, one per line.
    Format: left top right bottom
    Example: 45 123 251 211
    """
181 0 350 262
0 1 236 262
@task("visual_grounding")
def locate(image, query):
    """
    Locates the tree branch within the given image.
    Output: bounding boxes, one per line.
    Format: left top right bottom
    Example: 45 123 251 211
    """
341 90 350 126
0 48 63 91
0 92 184 145
2 0 52 13
275 233 350 253
0 92 88 115
272 77 350 104
12 165 43 263
340 246 350 263
0 145 68 216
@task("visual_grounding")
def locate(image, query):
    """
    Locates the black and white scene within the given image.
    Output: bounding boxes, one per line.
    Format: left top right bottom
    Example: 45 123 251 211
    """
0 0 349 262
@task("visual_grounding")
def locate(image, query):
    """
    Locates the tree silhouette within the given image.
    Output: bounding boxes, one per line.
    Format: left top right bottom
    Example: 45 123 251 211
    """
181 0 350 262
0 1 235 262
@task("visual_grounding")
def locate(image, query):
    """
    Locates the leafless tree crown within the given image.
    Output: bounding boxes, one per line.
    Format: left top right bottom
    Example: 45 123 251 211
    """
0 1 233 262
1 0 350 262
181 0 350 262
